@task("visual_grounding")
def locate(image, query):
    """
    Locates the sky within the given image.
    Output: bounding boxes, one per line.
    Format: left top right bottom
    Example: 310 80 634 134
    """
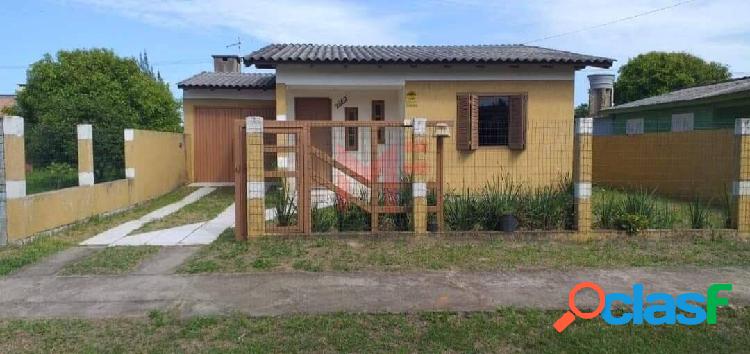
2 0 749 105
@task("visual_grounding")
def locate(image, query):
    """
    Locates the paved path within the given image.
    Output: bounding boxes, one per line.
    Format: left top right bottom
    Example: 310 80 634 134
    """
1 267 747 319
81 187 232 246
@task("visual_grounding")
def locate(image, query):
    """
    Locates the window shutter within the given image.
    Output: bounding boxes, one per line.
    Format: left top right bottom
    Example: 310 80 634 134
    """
456 94 478 151
508 95 526 150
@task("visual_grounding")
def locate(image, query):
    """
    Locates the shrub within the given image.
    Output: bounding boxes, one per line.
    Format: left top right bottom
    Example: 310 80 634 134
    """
444 190 478 231
517 180 574 230
268 183 297 227
594 189 678 234
477 179 519 231
335 193 370 232
688 197 711 229
311 205 337 233
26 162 78 194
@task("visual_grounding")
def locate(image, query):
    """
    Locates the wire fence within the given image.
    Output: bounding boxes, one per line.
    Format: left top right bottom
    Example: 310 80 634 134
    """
92 126 125 183
592 120 733 231
25 124 78 194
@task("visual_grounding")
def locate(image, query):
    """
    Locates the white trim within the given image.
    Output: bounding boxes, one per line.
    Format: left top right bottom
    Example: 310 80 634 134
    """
246 116 264 134
125 168 136 179
77 124 93 140
734 181 750 196
413 182 427 198
574 182 592 199
78 172 94 186
247 181 264 199
671 113 694 132
276 63 575 86
183 88 275 101
124 129 135 142
735 118 750 136
413 118 427 136
2 116 24 137
276 114 287 121
575 118 593 135
189 182 234 187
6 180 26 199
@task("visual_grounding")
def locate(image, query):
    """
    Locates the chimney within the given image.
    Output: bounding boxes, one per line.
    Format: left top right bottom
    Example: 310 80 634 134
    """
212 55 242 73
588 73 615 117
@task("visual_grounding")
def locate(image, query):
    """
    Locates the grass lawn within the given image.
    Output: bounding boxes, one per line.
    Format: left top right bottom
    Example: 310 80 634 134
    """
180 229 750 273
132 187 234 234
59 246 160 275
0 307 747 353
0 187 196 276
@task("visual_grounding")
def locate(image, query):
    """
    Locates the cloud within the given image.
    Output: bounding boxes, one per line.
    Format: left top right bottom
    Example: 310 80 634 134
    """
72 0 413 45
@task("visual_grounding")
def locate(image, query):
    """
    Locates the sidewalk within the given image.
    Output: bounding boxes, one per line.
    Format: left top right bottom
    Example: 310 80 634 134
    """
1 267 747 318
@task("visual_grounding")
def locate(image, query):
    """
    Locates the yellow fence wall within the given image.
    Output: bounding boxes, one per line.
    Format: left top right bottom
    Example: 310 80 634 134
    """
6 129 187 242
592 129 735 201
404 80 574 192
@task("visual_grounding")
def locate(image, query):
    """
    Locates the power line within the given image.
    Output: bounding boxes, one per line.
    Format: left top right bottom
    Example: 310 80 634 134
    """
523 0 698 45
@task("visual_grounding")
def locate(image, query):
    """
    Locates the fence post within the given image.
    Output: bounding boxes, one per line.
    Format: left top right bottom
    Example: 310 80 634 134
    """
733 118 750 234
2 116 25 200
573 117 593 233
77 124 94 186
124 129 135 181
246 116 265 238
412 118 428 234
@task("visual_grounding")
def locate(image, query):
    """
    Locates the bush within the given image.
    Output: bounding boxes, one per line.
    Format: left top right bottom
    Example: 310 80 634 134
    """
335 194 370 232
26 162 78 194
444 190 478 231
594 189 678 234
517 180 574 230
477 179 519 231
311 205 337 233
688 197 711 229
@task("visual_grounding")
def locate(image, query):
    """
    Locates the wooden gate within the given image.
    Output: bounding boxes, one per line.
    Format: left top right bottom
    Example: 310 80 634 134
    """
235 120 447 237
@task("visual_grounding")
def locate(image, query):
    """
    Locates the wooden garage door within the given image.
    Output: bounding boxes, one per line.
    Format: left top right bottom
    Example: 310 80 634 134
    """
194 107 275 182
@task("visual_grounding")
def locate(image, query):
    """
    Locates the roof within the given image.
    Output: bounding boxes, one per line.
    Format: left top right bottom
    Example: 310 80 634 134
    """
244 44 614 68
177 72 275 89
606 77 750 112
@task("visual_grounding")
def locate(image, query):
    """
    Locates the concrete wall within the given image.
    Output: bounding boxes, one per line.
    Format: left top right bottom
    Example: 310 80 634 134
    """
5 129 187 242
592 129 735 201
404 80 575 191
183 98 275 182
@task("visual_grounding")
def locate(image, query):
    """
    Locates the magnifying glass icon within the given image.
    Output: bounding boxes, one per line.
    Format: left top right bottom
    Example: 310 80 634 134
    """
553 281 606 333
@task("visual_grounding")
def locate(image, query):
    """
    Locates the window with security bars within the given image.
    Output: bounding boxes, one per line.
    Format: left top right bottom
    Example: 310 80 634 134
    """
456 94 526 151
478 96 510 146
345 107 358 151
372 100 385 144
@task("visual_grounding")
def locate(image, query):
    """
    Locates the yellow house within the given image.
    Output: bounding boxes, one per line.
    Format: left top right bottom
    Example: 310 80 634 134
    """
179 44 612 192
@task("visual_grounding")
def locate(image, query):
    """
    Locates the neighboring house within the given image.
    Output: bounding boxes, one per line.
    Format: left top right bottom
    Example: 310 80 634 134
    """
592 77 750 200
0 94 16 113
179 44 612 191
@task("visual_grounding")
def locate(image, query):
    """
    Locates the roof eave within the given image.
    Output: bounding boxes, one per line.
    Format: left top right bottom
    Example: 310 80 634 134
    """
603 90 750 115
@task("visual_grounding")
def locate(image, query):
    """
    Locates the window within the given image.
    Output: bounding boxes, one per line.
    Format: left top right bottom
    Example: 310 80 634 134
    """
345 107 358 151
626 118 644 135
372 100 385 144
478 96 510 146
456 94 526 151
671 113 694 132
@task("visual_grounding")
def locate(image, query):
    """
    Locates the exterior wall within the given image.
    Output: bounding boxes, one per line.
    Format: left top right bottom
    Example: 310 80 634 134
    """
592 129 735 201
183 97 275 182
6 129 187 242
404 80 575 191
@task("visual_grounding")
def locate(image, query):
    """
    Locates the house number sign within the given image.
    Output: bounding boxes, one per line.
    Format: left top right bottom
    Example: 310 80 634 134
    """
335 96 348 109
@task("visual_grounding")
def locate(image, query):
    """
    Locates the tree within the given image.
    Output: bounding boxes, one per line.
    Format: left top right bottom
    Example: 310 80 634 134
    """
614 52 731 104
16 49 181 181
574 103 589 118
138 50 163 82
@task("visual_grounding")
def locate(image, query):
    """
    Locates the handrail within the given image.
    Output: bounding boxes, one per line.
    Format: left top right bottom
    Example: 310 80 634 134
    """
263 120 453 128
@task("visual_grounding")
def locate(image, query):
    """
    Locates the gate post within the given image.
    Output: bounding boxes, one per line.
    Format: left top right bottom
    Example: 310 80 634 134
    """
412 118 428 234
246 116 265 237
77 124 94 186
573 117 593 233
733 118 750 235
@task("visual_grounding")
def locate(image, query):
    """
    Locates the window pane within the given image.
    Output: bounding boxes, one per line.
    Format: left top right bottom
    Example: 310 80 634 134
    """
478 96 509 146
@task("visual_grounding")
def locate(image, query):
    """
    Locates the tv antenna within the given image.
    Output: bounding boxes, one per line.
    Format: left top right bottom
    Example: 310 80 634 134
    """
226 36 242 56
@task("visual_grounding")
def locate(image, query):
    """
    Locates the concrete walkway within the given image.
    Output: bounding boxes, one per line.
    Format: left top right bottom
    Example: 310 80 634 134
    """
81 187 221 246
1 267 747 319
109 204 234 246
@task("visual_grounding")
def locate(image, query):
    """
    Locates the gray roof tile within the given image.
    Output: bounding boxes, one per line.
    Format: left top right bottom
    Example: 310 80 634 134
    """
244 44 614 68
606 77 750 112
177 72 275 89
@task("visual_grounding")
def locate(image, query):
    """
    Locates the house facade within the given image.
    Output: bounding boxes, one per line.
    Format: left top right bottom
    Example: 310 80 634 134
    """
180 44 612 192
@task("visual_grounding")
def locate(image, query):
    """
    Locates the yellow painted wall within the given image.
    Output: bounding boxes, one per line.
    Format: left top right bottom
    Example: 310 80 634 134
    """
183 99 275 182
592 129 735 201
6 129 188 242
404 80 574 191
